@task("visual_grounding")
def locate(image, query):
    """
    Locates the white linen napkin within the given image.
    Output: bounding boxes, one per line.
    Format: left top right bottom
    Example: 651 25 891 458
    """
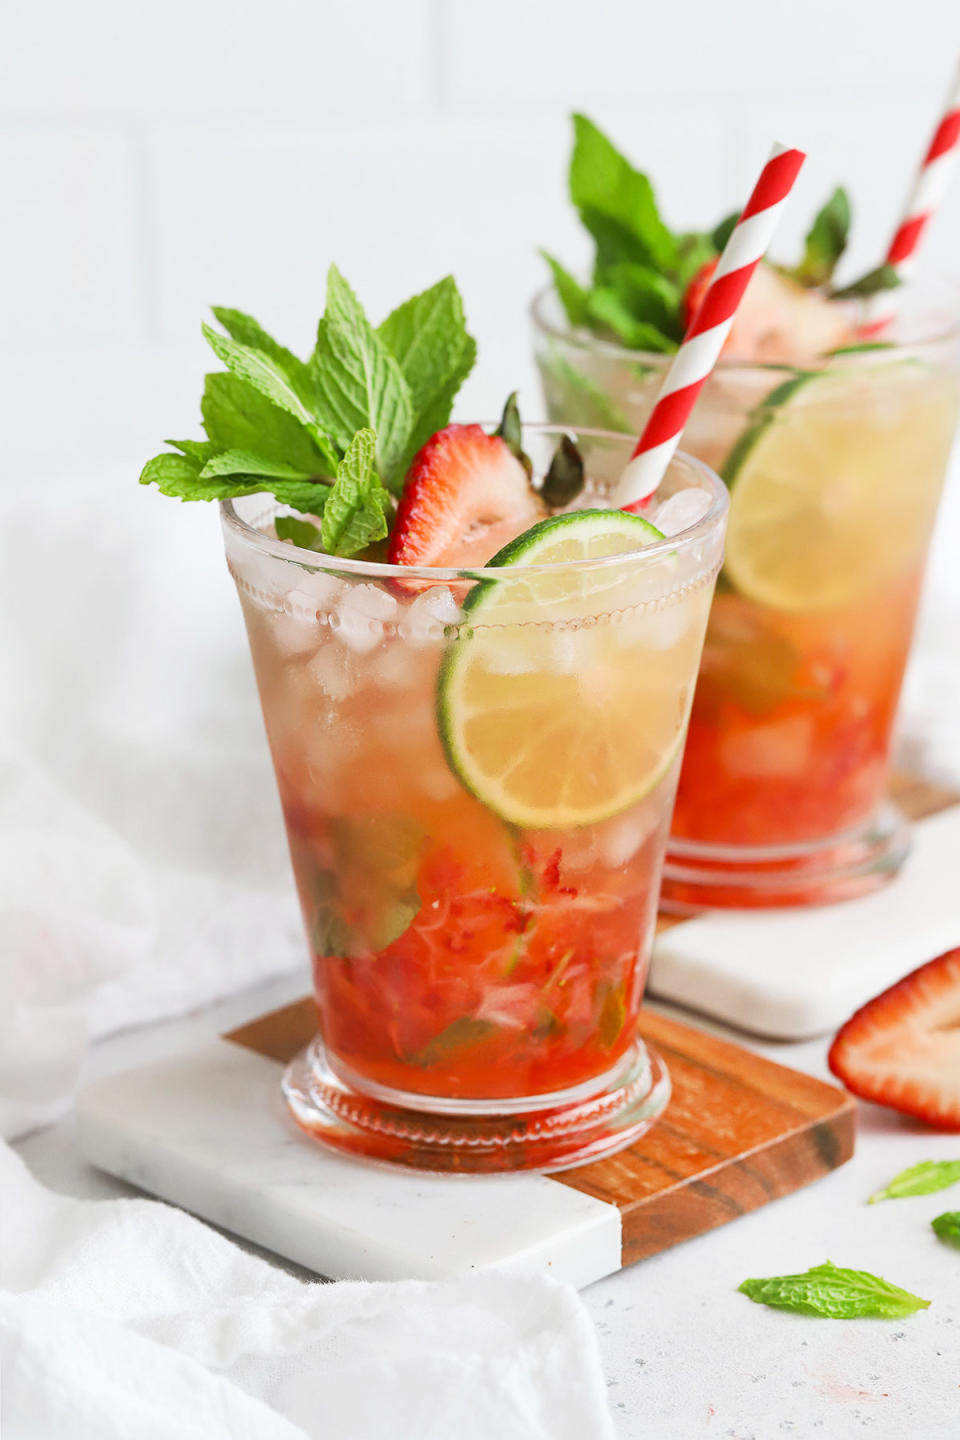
0 1140 614 1440
0 474 307 1140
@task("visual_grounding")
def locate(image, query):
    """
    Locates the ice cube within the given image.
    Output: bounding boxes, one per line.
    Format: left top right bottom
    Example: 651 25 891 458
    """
399 585 464 644
599 806 656 869
547 625 596 674
307 642 355 701
653 488 713 537
616 599 692 652
270 609 320 658
342 582 399 623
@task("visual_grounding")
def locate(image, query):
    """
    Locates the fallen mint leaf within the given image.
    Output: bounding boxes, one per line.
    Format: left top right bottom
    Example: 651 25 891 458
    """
739 1262 930 1319
869 1160 960 1204
932 1212 960 1246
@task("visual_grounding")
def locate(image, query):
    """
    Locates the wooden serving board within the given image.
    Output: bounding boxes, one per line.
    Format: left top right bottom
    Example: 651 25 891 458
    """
227 997 855 1270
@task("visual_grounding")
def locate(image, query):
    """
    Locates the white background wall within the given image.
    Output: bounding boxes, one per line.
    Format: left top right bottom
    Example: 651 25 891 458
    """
4 0 960 477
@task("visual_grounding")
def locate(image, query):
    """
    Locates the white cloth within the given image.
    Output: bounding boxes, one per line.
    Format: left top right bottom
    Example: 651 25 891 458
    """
0 475 306 1139
0 1140 614 1440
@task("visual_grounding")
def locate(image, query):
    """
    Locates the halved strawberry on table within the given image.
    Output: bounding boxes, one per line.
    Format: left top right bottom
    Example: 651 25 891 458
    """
828 946 960 1130
388 423 544 581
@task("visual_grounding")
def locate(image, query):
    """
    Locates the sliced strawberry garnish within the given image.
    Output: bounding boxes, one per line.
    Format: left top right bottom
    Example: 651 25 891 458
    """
388 424 543 575
828 946 960 1130
682 256 718 331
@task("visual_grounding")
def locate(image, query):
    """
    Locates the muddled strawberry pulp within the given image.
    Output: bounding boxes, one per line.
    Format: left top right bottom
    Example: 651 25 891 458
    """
297 818 658 1101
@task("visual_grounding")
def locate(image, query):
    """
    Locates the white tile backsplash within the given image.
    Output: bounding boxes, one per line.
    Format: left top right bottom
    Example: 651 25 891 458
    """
0 133 140 344
0 1 432 114
1 0 959 482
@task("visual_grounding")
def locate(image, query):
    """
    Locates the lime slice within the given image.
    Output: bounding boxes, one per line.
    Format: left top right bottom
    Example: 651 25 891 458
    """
722 364 957 613
438 509 700 829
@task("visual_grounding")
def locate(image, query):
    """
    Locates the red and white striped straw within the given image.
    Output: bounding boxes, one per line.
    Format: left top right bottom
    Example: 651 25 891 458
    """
613 142 806 510
863 61 960 332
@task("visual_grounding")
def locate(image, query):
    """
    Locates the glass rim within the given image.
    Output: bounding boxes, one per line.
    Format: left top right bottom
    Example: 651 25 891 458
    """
530 277 960 371
221 425 729 583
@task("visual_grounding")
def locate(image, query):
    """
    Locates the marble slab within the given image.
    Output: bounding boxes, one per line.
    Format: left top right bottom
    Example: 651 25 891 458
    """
649 805 960 1039
75 1039 622 1288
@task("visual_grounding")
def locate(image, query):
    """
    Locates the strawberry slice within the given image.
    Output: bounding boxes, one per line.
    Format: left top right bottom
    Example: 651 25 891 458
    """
828 946 960 1130
388 424 543 576
682 256 718 331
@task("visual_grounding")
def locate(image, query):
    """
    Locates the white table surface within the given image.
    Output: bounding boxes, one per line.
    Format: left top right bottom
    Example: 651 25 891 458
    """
15 971 960 1440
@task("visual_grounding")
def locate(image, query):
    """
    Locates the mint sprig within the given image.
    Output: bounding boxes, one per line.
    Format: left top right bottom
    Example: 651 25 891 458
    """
543 114 893 353
140 267 477 557
869 1159 960 1204
739 1261 930 1319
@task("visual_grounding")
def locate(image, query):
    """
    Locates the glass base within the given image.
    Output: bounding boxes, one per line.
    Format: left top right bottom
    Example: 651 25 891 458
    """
660 801 911 912
282 1035 670 1174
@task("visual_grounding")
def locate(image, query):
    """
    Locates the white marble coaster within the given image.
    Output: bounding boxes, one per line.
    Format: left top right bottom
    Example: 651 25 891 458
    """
650 806 960 1039
76 1040 621 1288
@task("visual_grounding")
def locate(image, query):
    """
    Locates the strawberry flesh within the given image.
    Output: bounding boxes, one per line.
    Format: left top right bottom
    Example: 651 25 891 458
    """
389 424 544 573
828 946 960 1130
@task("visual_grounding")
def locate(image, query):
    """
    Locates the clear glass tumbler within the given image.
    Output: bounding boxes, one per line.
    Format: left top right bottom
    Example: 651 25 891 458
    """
222 425 727 1171
533 286 960 908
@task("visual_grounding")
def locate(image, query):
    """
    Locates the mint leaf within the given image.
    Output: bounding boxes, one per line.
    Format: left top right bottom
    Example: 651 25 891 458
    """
377 275 476 464
831 264 901 301
585 288 675 352
166 438 219 465
202 323 336 470
275 515 325 549
869 1160 960 1203
540 250 590 327
209 307 314 406
932 1212 960 1246
739 1262 930 1319
794 187 851 287
201 372 332 477
321 428 390 557
674 231 717 289
604 262 683 341
198 450 317 482
570 114 675 275
139 452 241 501
311 266 413 492
711 211 740 252
413 1016 498 1067
140 449 332 513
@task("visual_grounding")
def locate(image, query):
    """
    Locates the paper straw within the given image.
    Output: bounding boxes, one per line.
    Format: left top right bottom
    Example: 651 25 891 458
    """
863 60 960 332
613 142 806 510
